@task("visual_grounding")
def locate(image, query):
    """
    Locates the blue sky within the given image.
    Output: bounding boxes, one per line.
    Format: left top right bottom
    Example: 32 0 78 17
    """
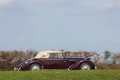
0 0 120 53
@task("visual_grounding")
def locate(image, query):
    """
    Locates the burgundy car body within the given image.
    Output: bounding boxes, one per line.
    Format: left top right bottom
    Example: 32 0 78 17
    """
14 50 95 71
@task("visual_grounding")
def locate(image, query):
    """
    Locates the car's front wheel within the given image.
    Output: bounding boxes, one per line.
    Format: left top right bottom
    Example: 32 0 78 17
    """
79 63 91 70
29 63 42 71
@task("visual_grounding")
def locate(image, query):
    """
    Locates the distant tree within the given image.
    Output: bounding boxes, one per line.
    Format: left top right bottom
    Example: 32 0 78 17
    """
104 51 111 60
82 51 94 58
112 56 117 64
73 52 79 57
64 51 71 57
1 49 120 70
25 50 38 59
0 50 38 70
113 53 120 64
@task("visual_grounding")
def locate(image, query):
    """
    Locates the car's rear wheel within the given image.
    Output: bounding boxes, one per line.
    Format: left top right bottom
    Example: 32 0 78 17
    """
29 63 42 71
79 63 91 70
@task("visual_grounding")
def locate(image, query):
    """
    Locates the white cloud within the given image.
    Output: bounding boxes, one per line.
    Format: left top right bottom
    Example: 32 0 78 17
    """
99 1 120 11
0 0 14 7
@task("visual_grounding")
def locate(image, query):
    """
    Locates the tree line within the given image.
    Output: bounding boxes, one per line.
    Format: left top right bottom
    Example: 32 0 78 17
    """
0 50 120 70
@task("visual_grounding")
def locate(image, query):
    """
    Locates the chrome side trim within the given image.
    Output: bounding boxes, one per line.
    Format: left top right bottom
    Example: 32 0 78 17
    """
67 64 73 71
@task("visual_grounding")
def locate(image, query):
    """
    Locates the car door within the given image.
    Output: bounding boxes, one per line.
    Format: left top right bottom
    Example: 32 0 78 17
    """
44 53 70 69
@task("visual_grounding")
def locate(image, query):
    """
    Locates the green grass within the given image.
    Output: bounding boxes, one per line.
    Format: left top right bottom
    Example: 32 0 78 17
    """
0 70 120 80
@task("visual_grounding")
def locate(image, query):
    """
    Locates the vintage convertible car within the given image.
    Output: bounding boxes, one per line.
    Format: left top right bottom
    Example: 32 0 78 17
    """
14 50 96 71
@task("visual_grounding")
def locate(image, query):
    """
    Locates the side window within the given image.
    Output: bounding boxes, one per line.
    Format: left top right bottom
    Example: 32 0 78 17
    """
58 53 64 58
49 53 64 58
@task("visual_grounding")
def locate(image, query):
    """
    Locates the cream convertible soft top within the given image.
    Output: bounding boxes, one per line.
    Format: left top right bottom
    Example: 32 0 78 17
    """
35 50 63 58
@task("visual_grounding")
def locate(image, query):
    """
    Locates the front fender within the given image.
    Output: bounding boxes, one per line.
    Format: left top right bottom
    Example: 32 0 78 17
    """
68 61 82 70
19 59 43 70
68 60 95 70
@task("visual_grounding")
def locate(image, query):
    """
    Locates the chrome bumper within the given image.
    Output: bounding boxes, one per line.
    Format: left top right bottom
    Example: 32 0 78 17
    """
14 67 20 71
95 66 97 69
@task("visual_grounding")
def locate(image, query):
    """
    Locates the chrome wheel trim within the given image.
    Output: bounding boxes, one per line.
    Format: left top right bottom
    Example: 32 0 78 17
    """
30 64 41 71
80 63 91 70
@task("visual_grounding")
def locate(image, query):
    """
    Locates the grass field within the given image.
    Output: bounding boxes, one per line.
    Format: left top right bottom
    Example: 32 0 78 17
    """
0 70 120 80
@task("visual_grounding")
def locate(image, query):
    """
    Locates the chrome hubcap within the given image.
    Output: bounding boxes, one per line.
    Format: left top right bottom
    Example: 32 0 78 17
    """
81 64 90 70
30 64 40 70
